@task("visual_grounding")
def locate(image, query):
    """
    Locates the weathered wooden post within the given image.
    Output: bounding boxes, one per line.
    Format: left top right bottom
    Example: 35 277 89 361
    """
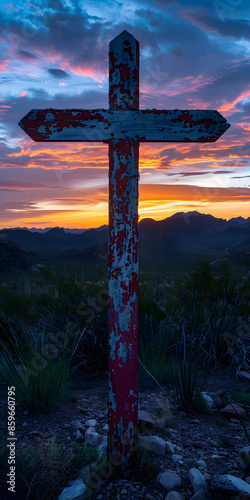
18 29 230 480
108 31 139 479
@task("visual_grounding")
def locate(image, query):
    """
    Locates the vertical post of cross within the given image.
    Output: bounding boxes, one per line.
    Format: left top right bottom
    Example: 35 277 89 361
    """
108 30 139 479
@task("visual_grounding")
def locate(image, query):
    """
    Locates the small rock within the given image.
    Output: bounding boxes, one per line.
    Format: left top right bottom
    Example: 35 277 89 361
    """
210 394 222 409
212 455 229 475
238 370 250 380
221 403 247 420
157 471 182 492
200 392 216 410
165 491 184 500
85 419 98 427
210 474 250 495
139 435 166 456
71 420 83 431
138 410 156 432
239 445 250 470
175 445 182 452
85 428 108 452
189 489 205 500
75 430 84 442
209 439 217 447
188 468 208 494
195 460 207 468
71 420 86 436
191 442 204 449
58 479 87 500
203 472 212 481
78 463 98 483
165 441 175 454
172 454 183 464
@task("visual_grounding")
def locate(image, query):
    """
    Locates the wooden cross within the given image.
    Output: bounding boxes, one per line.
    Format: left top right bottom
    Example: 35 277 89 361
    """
19 30 230 480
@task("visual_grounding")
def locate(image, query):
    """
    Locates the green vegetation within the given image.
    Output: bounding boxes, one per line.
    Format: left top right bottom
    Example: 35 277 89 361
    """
0 435 101 500
134 447 159 486
193 393 210 414
1 259 249 413
0 256 249 497
216 419 229 427
235 389 250 407
0 322 82 409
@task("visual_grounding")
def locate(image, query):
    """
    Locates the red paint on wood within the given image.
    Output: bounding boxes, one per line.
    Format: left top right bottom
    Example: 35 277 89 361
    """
18 29 231 483
108 134 139 478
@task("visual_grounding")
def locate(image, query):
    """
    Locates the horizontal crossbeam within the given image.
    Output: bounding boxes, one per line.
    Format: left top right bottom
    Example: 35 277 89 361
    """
19 108 230 143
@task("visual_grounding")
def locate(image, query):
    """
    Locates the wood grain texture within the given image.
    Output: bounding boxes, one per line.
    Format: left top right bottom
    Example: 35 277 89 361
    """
19 108 230 142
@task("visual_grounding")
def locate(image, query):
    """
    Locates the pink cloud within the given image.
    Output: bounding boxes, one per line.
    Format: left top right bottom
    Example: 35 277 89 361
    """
218 90 250 115
19 91 27 97
0 60 10 71
60 60 107 82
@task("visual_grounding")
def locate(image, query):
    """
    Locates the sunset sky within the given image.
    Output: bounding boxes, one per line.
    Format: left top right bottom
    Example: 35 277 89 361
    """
0 0 250 229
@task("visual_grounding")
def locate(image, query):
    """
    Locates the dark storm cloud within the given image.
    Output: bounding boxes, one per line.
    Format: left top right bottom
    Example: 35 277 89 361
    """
232 175 250 179
17 50 38 60
167 171 211 177
212 170 236 174
166 170 234 177
186 13 250 41
1 1 111 78
46 69 70 80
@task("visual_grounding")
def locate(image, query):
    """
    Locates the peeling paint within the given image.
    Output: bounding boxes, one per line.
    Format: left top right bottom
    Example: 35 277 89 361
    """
108 31 139 480
19 108 230 142
18 29 230 482
118 342 130 362
109 331 122 360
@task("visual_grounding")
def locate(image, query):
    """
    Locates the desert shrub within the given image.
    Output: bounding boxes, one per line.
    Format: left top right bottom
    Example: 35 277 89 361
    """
138 282 175 382
0 289 36 322
70 441 99 472
168 260 249 409
171 356 200 413
174 261 249 368
0 322 83 409
14 435 100 500
139 325 173 382
193 393 210 414
235 389 250 408
134 447 159 486
34 277 109 375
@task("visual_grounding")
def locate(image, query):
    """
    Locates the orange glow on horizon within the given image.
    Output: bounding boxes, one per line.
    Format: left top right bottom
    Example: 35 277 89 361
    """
1 183 250 229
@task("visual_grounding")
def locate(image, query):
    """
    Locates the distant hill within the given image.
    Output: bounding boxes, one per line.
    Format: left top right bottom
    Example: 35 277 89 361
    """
2 225 108 234
0 212 249 271
0 236 34 271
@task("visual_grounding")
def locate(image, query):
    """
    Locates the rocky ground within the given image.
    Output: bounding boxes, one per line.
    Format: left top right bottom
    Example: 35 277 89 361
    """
0 367 250 499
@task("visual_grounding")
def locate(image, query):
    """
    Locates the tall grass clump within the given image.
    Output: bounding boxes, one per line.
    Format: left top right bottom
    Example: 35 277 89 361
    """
169 259 250 411
138 281 175 382
0 322 84 409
